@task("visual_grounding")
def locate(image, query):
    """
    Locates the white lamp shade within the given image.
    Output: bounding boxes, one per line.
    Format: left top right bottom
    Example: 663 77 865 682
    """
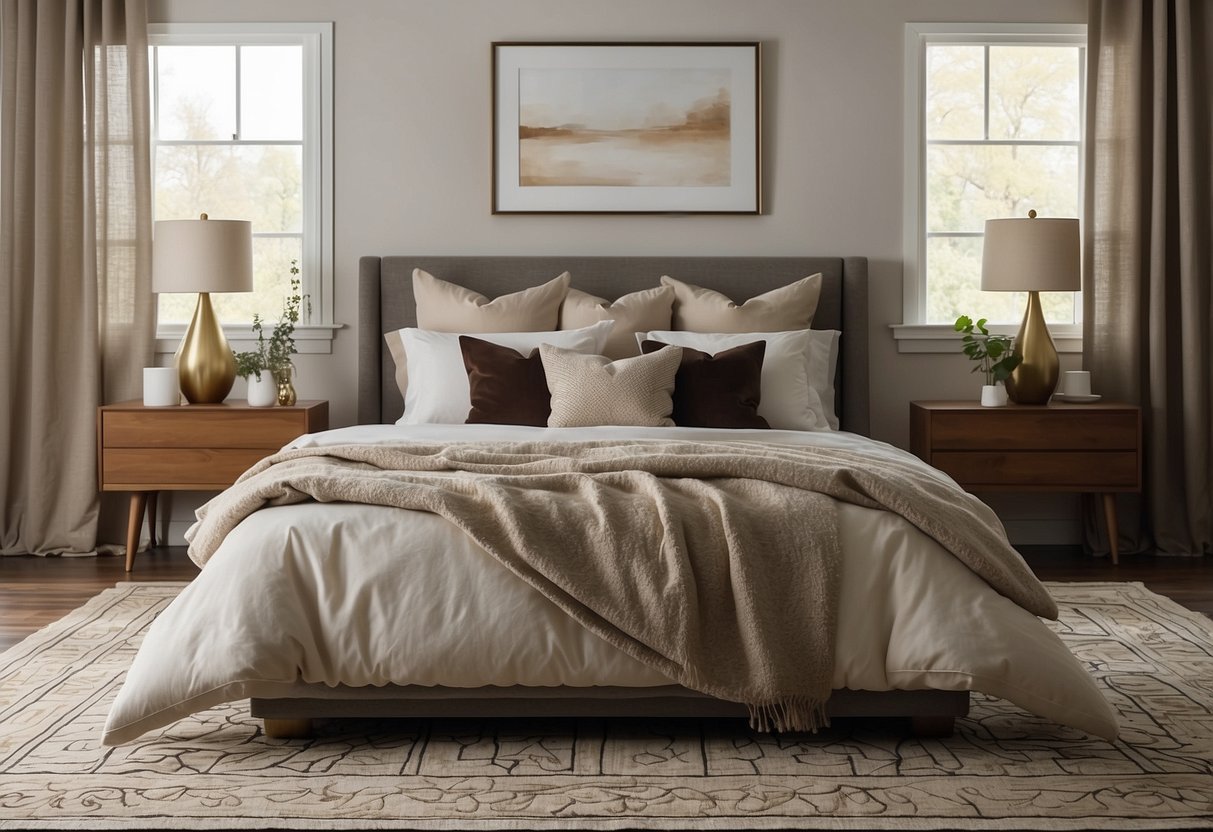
152 218 254 294
981 217 1081 292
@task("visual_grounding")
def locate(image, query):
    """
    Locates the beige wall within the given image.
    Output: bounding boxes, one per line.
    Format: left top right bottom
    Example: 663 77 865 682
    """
149 0 1087 544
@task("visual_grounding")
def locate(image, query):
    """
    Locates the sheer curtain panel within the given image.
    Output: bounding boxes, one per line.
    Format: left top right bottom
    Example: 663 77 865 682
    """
0 0 153 555
1083 0 1212 556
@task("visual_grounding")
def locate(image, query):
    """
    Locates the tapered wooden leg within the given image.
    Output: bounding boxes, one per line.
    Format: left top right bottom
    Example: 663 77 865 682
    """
1103 493 1120 565
910 716 955 737
264 718 314 739
146 492 159 548
125 492 147 572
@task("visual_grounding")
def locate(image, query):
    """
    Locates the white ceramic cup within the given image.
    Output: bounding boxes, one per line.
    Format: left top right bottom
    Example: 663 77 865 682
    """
1062 370 1092 397
143 367 179 406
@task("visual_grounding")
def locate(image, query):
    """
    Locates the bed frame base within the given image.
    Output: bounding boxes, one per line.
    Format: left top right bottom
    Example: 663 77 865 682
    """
252 689 968 739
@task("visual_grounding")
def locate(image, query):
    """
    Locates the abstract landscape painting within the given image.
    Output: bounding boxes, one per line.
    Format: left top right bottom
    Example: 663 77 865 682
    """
494 43 760 213
518 68 731 187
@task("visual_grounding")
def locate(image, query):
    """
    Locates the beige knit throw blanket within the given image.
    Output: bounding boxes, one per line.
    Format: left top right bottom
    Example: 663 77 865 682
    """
186 439 1056 733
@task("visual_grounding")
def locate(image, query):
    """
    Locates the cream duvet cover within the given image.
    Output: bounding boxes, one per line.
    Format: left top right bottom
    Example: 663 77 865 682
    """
102 425 1118 745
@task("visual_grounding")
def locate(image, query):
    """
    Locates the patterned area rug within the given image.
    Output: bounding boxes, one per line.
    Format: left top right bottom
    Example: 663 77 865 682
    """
0 581 1210 831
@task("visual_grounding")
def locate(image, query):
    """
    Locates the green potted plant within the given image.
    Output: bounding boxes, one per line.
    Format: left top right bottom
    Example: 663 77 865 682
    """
954 315 1022 407
233 261 310 406
233 313 275 406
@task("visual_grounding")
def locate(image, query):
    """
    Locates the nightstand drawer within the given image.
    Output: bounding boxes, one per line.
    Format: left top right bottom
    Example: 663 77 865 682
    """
102 448 271 489
932 451 1139 489
930 410 1138 450
103 410 309 449
97 400 328 572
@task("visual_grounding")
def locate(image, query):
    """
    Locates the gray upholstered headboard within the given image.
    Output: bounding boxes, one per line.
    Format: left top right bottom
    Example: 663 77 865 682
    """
358 256 869 435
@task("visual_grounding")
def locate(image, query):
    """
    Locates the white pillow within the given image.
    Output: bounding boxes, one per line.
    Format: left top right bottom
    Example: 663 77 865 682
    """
398 321 613 425
638 329 831 431
809 329 841 430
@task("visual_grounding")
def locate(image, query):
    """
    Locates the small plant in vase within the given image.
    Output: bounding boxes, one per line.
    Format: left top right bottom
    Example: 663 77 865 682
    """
233 261 310 406
954 315 1022 407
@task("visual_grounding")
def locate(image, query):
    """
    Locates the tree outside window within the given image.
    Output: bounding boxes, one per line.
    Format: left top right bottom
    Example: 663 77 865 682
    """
151 39 310 327
914 34 1085 325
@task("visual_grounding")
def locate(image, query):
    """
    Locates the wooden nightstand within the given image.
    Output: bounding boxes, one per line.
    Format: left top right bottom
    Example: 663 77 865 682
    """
98 400 328 571
910 401 1142 564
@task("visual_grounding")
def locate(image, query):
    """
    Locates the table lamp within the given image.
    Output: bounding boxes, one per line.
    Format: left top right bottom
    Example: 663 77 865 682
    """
152 214 253 404
980 211 1080 404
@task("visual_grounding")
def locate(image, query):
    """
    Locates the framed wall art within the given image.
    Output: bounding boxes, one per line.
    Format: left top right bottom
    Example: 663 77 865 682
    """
492 42 761 214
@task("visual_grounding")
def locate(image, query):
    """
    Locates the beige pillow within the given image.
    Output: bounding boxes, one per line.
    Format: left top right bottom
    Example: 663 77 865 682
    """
559 286 674 359
385 269 572 400
540 343 682 428
660 273 822 332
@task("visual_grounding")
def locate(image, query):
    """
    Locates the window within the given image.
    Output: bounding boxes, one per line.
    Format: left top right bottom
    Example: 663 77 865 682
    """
149 23 333 349
899 24 1085 349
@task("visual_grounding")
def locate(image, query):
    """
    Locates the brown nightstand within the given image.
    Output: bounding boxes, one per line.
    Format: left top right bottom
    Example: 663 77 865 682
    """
910 401 1142 564
98 400 329 571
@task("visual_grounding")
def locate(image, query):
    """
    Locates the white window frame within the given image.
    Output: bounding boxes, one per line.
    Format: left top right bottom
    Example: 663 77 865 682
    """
150 22 337 354
893 22 1086 354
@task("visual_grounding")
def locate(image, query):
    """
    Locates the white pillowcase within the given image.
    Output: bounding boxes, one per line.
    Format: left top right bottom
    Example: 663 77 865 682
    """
398 321 613 425
811 329 841 430
638 329 834 431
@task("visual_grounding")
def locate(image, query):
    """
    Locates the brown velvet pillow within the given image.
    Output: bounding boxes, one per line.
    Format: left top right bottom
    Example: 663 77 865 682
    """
459 336 551 426
640 340 769 429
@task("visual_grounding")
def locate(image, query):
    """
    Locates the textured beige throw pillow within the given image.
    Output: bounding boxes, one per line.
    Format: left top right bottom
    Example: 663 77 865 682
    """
385 269 571 401
660 273 822 332
540 343 682 428
559 286 674 359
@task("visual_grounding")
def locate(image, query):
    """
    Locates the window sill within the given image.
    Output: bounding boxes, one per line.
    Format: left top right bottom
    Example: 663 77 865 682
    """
891 324 1082 354
155 323 344 356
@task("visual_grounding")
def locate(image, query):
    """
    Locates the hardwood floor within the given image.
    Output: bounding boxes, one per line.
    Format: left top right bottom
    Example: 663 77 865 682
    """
1 546 1210 651
0 548 199 651
1019 545 1213 618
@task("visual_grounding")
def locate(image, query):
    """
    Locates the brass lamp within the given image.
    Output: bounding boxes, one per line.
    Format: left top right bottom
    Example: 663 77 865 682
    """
152 214 254 404
980 211 1081 404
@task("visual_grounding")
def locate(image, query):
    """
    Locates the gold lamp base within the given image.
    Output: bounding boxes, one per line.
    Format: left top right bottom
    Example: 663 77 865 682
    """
176 292 236 404
1004 290 1060 405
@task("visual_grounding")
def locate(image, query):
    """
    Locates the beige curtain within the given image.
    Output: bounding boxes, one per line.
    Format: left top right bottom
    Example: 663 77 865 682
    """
0 0 153 555
1083 0 1212 556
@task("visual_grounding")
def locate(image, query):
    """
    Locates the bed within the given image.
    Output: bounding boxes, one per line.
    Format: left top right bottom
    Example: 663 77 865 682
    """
101 255 1118 746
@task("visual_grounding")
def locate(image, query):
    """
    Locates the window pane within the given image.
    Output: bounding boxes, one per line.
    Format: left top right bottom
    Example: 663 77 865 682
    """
212 236 304 323
926 143 1079 233
925 45 984 140
156 290 201 326
926 235 1077 325
242 145 304 232
927 236 1003 323
158 236 303 325
989 46 1081 141
240 45 303 140
156 46 236 140
156 144 302 232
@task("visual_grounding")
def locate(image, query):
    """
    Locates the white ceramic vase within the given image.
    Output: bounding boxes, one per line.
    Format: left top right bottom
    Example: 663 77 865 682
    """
246 372 277 407
981 383 1009 407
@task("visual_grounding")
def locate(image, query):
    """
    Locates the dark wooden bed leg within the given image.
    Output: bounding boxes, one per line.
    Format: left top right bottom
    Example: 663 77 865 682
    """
263 718 314 739
910 715 955 737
